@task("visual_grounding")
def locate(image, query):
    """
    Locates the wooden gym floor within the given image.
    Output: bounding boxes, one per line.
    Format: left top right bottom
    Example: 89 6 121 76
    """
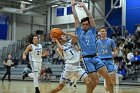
0 80 140 93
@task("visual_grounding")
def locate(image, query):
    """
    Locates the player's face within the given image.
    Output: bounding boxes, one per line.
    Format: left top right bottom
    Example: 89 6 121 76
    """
32 36 39 44
99 28 107 37
60 34 67 42
81 21 90 31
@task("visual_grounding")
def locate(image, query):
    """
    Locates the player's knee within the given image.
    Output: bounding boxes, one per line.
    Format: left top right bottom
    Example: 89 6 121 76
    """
106 80 113 87
93 79 99 87
85 77 98 88
84 77 91 86
112 79 116 85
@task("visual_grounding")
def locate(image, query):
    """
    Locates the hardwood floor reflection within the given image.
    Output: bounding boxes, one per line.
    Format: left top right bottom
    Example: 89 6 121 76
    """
0 81 140 93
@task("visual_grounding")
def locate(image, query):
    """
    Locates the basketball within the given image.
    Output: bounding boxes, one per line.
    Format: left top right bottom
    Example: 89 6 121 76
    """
50 28 63 39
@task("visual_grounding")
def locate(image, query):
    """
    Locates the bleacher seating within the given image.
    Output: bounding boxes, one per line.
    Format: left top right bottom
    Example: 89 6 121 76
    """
0 63 63 81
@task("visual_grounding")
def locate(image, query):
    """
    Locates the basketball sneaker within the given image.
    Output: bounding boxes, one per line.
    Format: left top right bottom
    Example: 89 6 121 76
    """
35 87 40 93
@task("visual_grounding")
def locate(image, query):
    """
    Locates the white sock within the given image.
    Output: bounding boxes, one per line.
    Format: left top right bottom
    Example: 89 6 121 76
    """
33 72 39 87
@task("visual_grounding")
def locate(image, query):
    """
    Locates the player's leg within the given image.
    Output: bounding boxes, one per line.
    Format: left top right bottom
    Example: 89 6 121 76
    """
82 58 99 92
98 67 113 93
96 58 114 93
50 83 65 93
77 67 93 93
103 60 116 93
50 71 68 93
70 76 77 87
29 62 42 93
70 76 74 86
73 76 78 87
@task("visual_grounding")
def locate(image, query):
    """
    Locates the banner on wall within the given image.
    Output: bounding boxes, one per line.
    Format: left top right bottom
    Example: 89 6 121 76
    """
67 6 72 15
56 8 64 16
0 14 8 40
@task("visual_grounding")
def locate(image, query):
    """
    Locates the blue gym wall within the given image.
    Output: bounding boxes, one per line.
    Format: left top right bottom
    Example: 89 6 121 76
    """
105 0 122 36
0 15 8 40
126 0 140 34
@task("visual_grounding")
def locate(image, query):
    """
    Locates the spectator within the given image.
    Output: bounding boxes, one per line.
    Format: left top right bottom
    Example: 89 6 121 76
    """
117 61 127 80
22 62 32 80
2 54 14 82
45 66 52 82
112 26 122 38
136 24 140 33
52 50 59 64
40 68 46 82
40 66 52 82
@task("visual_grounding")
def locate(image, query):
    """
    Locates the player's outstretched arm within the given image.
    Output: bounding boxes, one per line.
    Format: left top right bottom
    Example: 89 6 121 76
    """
78 2 96 28
71 0 80 28
22 45 32 60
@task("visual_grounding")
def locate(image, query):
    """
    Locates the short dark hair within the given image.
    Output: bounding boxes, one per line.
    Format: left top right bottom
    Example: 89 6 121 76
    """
81 17 90 24
29 34 38 44
98 27 107 31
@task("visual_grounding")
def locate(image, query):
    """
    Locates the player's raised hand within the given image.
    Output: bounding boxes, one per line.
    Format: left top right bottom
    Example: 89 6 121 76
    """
78 2 85 7
50 34 57 42
71 0 76 6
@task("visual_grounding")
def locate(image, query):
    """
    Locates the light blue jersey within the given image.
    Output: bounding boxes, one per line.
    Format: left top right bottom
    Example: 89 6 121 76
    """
96 38 116 59
96 38 116 72
76 26 105 73
76 26 96 56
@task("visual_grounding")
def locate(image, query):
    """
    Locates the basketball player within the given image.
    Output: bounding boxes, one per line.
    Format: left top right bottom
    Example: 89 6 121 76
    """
22 35 48 93
96 27 118 93
50 31 92 93
71 0 114 93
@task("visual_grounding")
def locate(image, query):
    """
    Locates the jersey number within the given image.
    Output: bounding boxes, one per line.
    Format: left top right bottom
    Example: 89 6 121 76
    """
86 40 90 45
70 50 74 55
102 49 108 54
37 51 40 55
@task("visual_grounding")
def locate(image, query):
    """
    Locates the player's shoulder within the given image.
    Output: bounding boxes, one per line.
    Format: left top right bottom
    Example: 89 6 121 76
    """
107 38 113 42
38 44 42 47
96 39 101 43
27 44 32 49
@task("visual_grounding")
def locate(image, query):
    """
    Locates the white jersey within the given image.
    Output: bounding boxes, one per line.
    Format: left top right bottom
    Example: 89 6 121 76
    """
29 44 42 62
62 40 80 64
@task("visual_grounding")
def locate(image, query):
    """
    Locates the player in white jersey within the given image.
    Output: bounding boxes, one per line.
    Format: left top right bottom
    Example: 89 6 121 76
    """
22 35 48 93
50 31 92 93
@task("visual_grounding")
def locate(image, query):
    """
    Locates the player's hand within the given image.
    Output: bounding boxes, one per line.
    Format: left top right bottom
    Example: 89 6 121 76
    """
22 54 26 60
78 2 85 7
43 50 49 56
50 34 57 42
62 31 67 35
52 37 57 42
71 0 76 6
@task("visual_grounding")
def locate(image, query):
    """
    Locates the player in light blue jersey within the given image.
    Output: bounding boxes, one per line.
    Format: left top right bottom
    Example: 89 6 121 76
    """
71 0 113 93
96 27 118 93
